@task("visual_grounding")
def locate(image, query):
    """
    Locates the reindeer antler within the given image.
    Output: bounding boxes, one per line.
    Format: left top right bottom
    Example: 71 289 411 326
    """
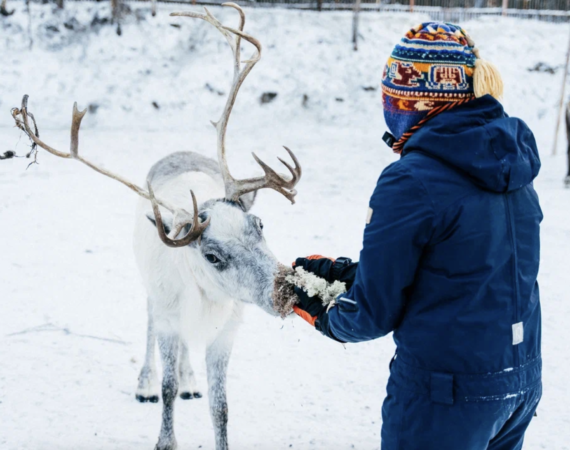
11 95 208 247
172 3 302 204
148 183 210 247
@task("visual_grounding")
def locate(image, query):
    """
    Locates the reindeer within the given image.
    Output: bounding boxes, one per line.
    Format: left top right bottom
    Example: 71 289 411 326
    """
10 5 301 449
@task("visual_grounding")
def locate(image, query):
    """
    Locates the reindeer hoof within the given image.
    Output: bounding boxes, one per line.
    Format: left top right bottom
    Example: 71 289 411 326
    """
154 439 178 450
179 391 202 400
154 444 177 450
136 394 160 403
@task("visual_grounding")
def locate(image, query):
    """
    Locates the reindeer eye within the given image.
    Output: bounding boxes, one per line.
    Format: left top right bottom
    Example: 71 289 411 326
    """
205 254 220 264
258 220 264 230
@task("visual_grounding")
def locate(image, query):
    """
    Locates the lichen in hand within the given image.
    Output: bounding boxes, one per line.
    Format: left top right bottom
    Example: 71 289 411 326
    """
273 264 347 318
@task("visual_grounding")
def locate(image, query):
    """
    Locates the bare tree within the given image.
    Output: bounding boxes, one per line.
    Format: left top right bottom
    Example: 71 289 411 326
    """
564 102 570 188
552 16 570 155
26 0 32 49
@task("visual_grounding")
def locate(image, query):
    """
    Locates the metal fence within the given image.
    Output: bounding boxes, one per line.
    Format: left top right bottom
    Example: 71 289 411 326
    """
155 0 570 22
16 0 570 22
250 0 569 9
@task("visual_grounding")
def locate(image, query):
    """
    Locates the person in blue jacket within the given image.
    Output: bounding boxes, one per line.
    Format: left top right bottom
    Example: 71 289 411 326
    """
293 23 542 450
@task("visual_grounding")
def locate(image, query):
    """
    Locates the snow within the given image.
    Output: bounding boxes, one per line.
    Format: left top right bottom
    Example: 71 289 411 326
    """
1 2 569 449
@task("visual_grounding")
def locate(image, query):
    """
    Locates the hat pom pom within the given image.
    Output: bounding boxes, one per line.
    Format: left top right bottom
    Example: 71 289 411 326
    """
474 57 504 100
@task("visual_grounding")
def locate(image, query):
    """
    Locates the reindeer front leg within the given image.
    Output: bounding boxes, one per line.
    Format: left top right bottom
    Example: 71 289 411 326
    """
206 326 236 450
155 333 180 450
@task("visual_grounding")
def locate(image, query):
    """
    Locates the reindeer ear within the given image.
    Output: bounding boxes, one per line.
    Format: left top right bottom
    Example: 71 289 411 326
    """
146 210 174 235
239 191 257 212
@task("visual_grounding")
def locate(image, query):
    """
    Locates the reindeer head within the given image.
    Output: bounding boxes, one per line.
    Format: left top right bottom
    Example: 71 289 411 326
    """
199 200 278 314
145 195 279 314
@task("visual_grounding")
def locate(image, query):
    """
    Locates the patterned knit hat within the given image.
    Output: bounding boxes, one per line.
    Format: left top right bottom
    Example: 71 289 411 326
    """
382 22 503 152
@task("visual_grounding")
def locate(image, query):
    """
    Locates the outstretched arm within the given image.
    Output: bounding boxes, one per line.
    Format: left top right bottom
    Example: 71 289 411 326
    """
324 163 435 343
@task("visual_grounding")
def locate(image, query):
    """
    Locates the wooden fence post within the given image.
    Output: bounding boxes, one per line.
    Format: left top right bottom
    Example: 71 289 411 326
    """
552 25 570 156
352 0 361 51
501 0 508 15
410 0 415 13
26 0 33 49
111 0 122 35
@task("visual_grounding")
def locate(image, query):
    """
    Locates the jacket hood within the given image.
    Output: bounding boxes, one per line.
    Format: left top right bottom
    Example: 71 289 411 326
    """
402 95 540 193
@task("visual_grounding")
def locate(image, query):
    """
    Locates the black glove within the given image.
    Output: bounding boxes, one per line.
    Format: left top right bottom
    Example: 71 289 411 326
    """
294 255 358 289
292 255 355 343
293 286 345 343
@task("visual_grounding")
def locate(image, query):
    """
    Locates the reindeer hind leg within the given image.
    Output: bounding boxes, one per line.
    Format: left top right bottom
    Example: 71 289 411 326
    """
178 339 202 400
136 297 160 403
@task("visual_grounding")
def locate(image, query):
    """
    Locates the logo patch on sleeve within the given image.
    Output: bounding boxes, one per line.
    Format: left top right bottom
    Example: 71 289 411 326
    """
366 207 373 225
512 322 524 345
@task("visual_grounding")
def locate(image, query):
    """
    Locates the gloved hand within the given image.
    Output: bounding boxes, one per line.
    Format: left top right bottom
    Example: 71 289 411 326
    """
293 286 344 342
292 254 355 343
294 255 358 289
292 285 327 327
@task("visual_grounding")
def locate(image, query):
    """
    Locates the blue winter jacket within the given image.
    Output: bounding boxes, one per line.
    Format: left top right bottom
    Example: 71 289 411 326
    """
328 95 542 374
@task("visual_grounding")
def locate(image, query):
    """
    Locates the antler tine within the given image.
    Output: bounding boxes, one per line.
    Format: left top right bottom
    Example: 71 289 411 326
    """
222 2 245 69
279 146 302 186
13 95 72 159
70 102 87 157
186 190 211 242
245 147 301 204
148 183 210 248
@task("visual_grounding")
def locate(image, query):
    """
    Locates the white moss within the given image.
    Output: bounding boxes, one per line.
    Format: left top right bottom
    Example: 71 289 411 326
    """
285 266 347 305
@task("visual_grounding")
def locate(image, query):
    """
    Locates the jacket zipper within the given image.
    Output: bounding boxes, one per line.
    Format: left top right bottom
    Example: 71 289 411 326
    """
504 194 520 367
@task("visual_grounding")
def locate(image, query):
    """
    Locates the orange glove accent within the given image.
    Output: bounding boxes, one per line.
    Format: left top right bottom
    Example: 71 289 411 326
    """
293 305 318 326
308 254 334 261
292 255 336 267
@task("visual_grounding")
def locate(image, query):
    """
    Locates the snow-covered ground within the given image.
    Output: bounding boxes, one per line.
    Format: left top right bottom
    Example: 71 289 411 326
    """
0 3 569 449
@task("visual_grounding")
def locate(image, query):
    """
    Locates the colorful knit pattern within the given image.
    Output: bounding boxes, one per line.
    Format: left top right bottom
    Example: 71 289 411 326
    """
382 22 477 140
391 97 473 154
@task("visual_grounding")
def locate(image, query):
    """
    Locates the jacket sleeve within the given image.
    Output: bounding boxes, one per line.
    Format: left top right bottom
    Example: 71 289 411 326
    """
326 163 435 343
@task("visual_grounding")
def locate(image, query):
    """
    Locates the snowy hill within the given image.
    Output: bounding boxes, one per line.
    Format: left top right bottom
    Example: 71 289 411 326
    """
1 2 566 136
1 3 569 449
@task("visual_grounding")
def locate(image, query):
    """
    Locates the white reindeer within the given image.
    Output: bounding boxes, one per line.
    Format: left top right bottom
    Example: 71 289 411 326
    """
11 5 301 449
